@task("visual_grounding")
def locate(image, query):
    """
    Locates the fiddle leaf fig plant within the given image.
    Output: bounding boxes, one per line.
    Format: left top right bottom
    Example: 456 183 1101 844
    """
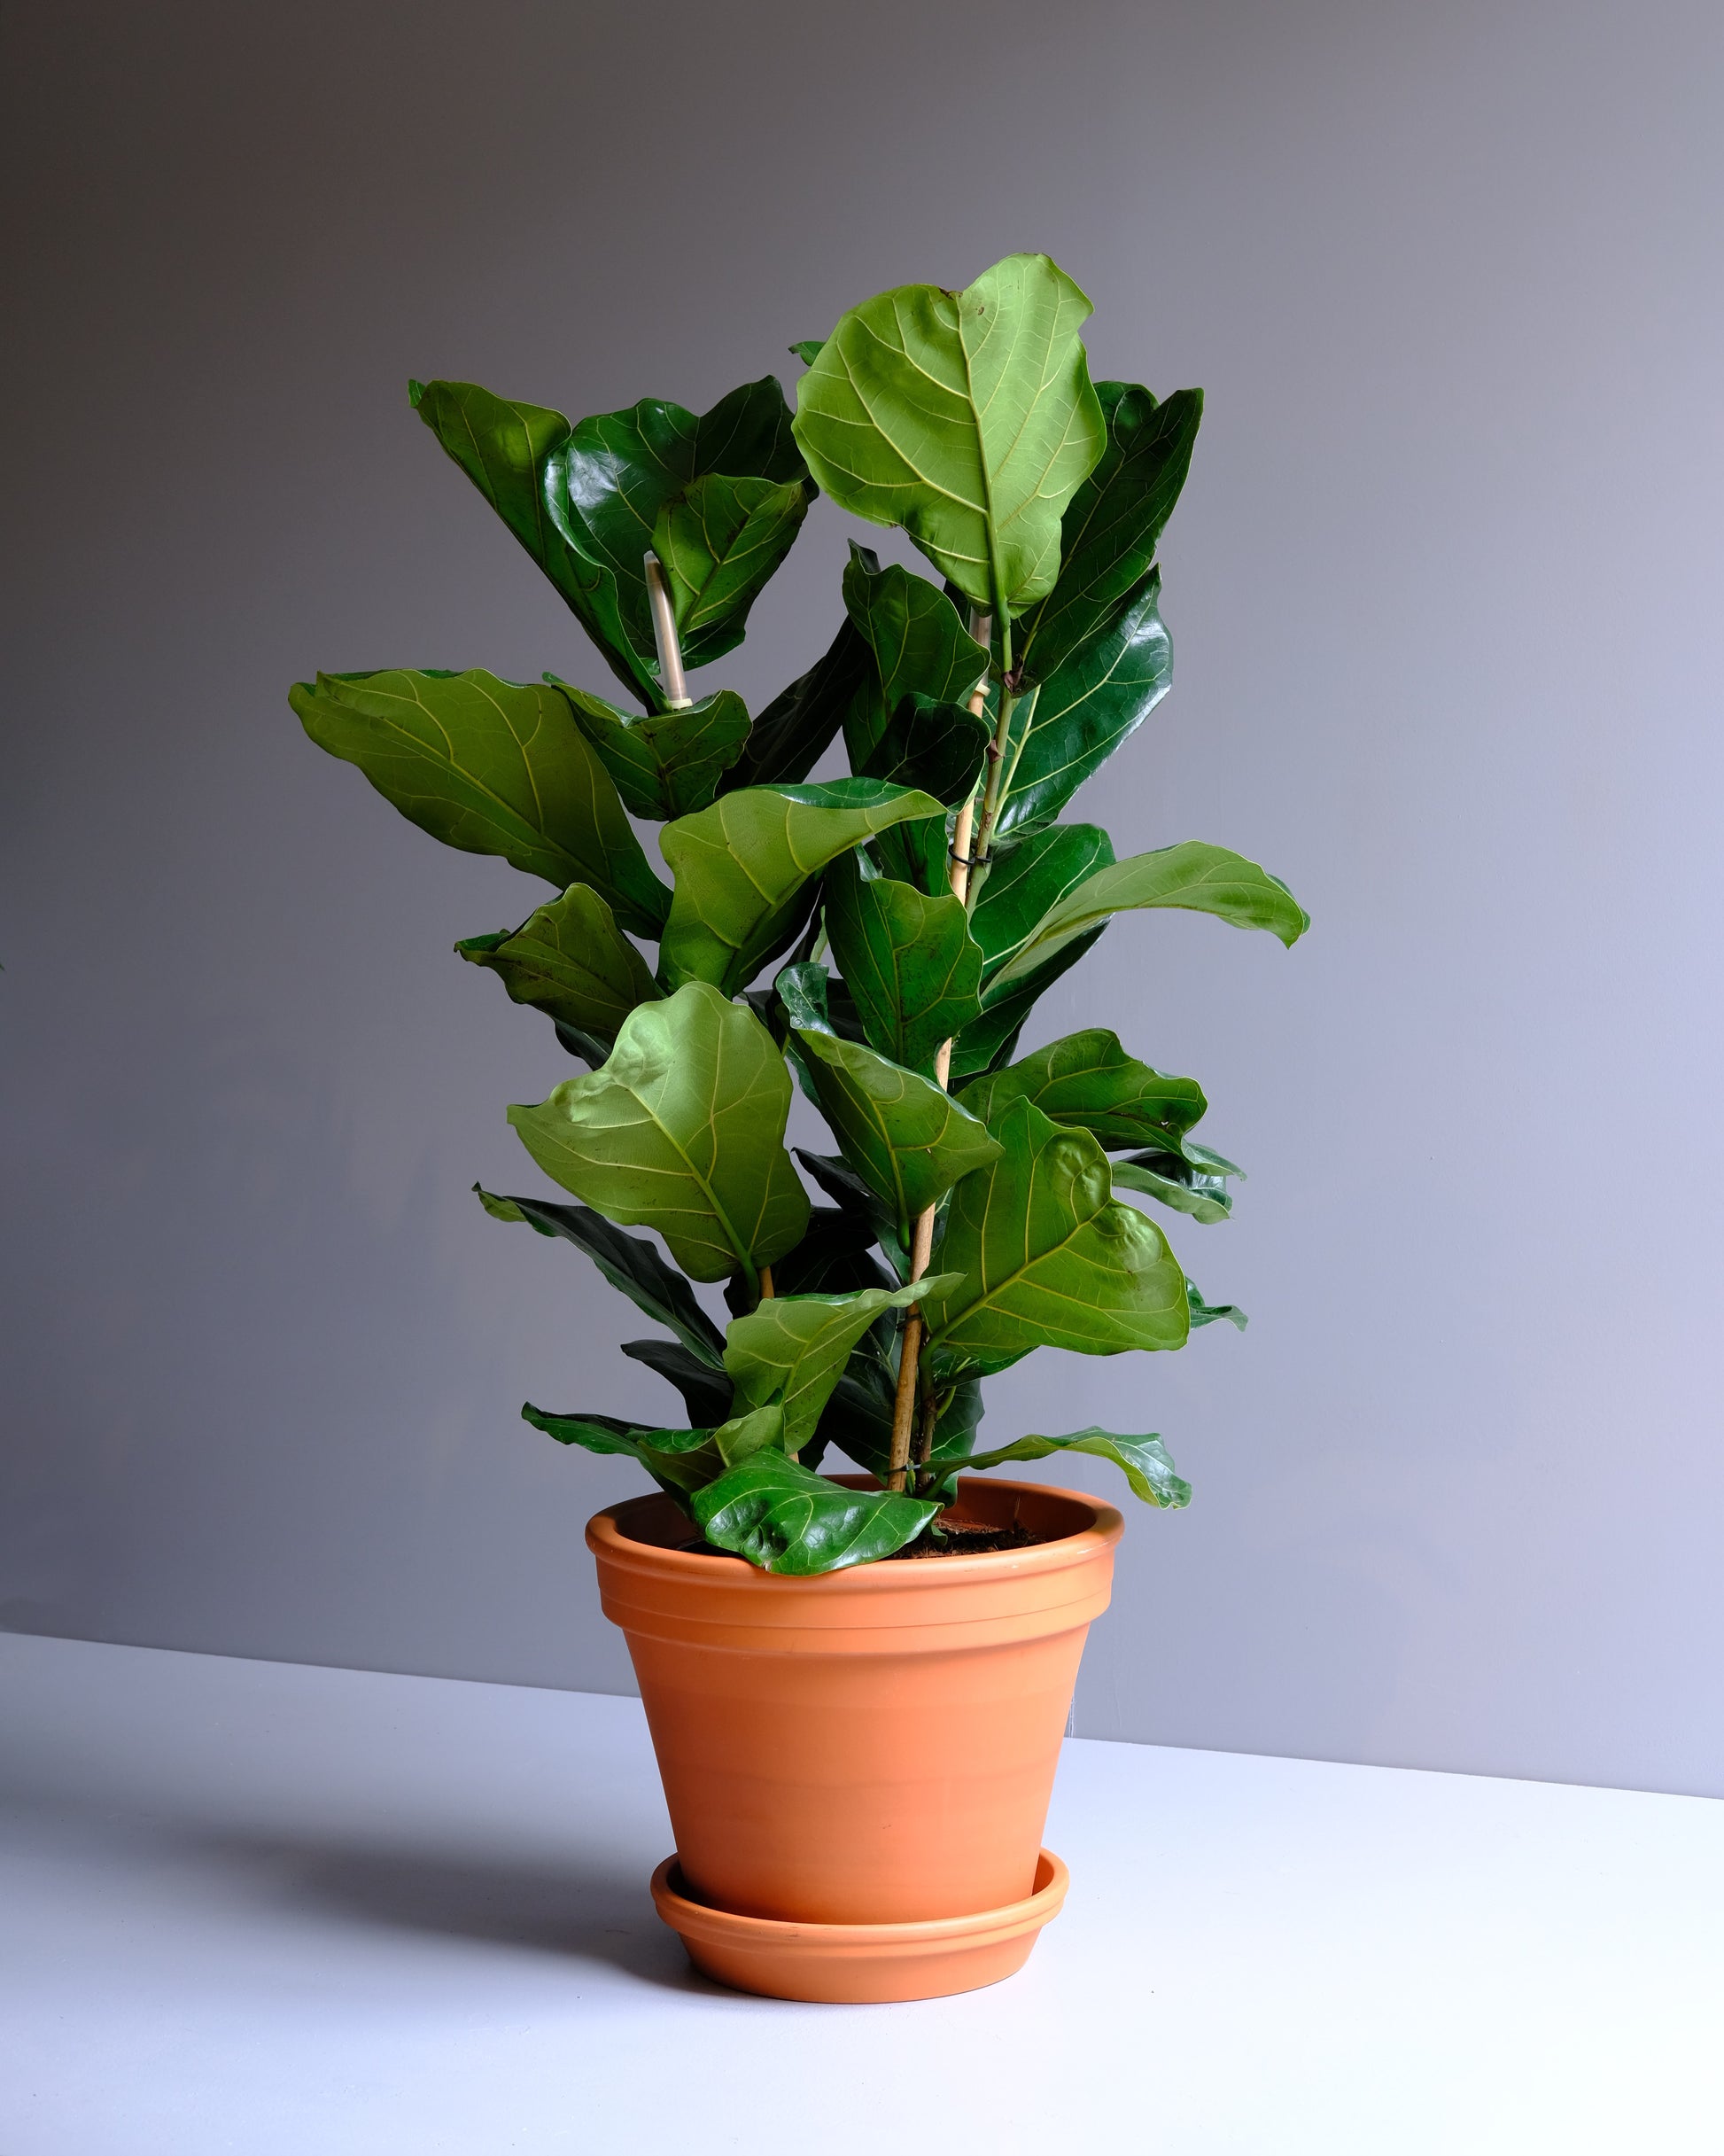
291 253 1309 1576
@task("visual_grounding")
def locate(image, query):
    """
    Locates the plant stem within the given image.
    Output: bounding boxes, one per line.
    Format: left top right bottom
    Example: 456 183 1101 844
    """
965 610 1016 912
643 551 693 710
883 619 991 1493
757 1265 774 1302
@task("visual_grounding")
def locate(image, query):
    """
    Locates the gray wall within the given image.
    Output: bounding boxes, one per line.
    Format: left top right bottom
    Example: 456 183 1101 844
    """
5 0 1722 1795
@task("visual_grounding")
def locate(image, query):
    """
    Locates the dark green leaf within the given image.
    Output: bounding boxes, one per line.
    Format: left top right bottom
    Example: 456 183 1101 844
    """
790 1027 1002 1237
290 669 669 935
823 852 982 1074
1110 1150 1237 1225
544 377 807 679
620 1339 735 1423
456 884 659 1044
992 572 1172 839
723 1281 957 1457
554 680 751 821
1015 382 1203 685
506 982 809 1283
988 841 1311 987
520 1404 723 1498
793 1147 909 1280
473 1184 725 1363
693 1453 937 1575
789 340 825 366
721 617 873 791
969 823 1116 982
408 378 656 707
840 548 990 767
859 692 991 808
946 927 1107 1084
957 1030 1208 1156
766 1207 895 1298
553 1021 612 1068
793 254 1107 615
658 779 942 995
939 1428 1191 1508
921 1100 1189 1370
656 475 811 648
1187 1278 1248 1330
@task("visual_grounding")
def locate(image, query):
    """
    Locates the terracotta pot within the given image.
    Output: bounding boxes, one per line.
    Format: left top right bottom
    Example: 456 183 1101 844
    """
586 1473 1122 1994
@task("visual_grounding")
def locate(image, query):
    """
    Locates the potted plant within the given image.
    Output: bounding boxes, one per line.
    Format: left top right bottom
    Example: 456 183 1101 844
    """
291 253 1307 2002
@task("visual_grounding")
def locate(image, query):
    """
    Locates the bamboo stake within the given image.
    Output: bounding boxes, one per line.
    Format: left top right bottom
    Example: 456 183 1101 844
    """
884 619 991 1492
643 552 693 709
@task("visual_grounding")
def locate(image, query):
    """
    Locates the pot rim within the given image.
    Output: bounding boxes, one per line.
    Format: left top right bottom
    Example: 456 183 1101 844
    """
586 1474 1123 1590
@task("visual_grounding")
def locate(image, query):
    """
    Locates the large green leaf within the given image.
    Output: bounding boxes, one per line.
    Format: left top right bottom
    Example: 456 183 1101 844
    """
655 475 811 648
621 1339 735 1423
936 1428 1191 1508
473 1184 726 1364
969 823 1116 981
793 253 1107 617
1015 382 1203 685
544 378 807 681
290 669 669 936
521 1404 724 1497
990 572 1173 839
921 1100 1188 1370
408 378 655 707
988 841 1310 987
958 1030 1208 1157
720 617 873 792
793 1146 909 1281
556 680 750 821
723 1280 959 1459
823 852 982 1074
658 779 943 994
789 1025 1002 1237
840 549 990 766
767 1205 896 1298
456 884 659 1045
506 982 809 1283
946 928 1107 1084
859 692 991 810
693 1453 937 1574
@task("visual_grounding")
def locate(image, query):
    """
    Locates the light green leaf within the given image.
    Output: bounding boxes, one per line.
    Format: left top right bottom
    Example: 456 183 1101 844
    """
556 680 751 821
921 1099 1188 1369
659 779 943 994
655 474 812 647
957 1029 1208 1157
790 1026 1003 1236
544 378 807 679
789 340 825 366
290 668 669 935
840 548 990 766
990 572 1173 839
940 1428 1191 1508
713 1404 788 1467
456 884 659 1044
1014 381 1203 685
693 1452 937 1574
823 851 982 1074
1187 1278 1248 1331
794 254 1107 617
723 1280 959 1459
507 981 809 1282
989 841 1311 987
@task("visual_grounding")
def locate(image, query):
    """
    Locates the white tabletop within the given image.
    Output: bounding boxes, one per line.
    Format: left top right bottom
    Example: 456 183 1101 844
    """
2 1631 1719 2154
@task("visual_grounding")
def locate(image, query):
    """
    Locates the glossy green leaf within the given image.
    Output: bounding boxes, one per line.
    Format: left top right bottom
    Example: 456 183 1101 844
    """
456 884 659 1044
989 841 1309 987
408 378 656 707
658 779 943 995
1110 1150 1237 1225
991 572 1172 838
823 852 982 1074
620 1338 735 1423
723 1280 959 1458
473 1184 725 1364
1187 1278 1248 1331
290 669 669 936
721 618 872 791
656 475 811 646
1015 382 1202 684
829 1370 983 1483
969 823 1116 981
946 930 1107 1085
693 1452 937 1574
859 692 990 809
789 340 825 366
921 1100 1188 1370
957 1030 1207 1156
793 253 1107 616
520 1404 725 1497
544 378 807 679
794 1146 910 1281
556 680 750 821
767 1206 896 1298
841 548 990 767
790 1026 1002 1235
940 1428 1191 1507
506 982 809 1283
